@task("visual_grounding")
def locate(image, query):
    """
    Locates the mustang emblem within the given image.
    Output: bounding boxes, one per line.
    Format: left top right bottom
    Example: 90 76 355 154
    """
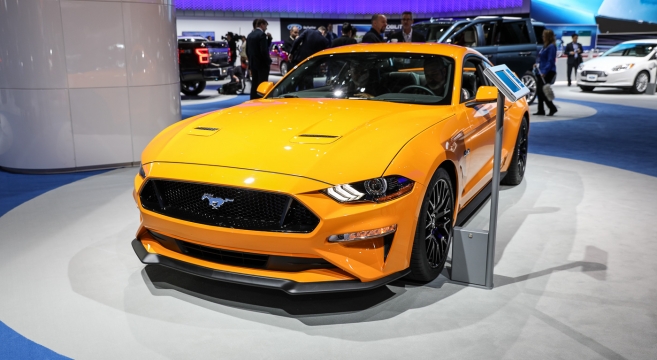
201 194 234 209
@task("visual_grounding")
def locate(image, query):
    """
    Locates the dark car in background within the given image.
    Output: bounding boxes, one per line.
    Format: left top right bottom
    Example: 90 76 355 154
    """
178 36 232 96
413 17 545 104
270 41 291 75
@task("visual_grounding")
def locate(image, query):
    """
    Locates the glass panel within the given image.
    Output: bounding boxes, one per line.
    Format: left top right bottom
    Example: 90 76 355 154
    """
603 43 656 57
267 52 455 105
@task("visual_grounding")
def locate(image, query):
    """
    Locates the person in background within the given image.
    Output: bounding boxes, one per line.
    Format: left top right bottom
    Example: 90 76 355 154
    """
534 29 558 116
290 28 329 67
361 14 387 43
283 26 299 54
238 35 249 81
332 23 357 47
225 32 237 66
325 24 338 44
565 34 583 86
389 12 425 43
246 19 272 99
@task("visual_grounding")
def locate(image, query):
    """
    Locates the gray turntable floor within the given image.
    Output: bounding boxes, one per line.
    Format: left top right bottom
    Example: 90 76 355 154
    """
0 88 656 359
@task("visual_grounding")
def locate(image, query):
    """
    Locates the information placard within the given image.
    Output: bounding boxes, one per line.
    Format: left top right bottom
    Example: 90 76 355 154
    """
483 65 530 102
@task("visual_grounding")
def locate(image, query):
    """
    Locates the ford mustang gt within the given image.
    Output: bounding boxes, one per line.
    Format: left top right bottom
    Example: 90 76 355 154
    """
132 43 530 294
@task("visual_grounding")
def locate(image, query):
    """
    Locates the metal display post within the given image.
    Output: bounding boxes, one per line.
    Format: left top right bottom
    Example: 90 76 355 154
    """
485 93 505 289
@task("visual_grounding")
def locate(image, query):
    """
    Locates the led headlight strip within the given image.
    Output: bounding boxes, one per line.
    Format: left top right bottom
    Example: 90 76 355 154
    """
324 175 414 203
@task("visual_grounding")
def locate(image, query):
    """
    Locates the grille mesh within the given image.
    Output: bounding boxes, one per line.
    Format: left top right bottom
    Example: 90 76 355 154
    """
140 179 319 233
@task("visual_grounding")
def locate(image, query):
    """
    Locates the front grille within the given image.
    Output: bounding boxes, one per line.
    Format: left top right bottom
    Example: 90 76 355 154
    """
581 70 605 77
139 179 319 233
178 240 269 268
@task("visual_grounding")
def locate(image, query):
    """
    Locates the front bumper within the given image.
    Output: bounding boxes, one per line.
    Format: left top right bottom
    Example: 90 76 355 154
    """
134 162 424 289
577 68 638 87
132 239 409 294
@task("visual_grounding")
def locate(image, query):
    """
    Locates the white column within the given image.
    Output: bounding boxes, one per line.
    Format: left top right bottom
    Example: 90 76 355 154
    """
0 0 180 173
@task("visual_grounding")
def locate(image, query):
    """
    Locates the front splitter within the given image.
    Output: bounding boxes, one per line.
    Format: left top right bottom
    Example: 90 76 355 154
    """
132 239 409 295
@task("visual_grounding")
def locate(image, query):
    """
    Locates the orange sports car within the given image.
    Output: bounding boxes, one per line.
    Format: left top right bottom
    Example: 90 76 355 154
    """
132 43 529 294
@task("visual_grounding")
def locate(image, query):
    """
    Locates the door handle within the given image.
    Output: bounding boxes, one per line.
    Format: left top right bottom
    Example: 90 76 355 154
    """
464 149 470 156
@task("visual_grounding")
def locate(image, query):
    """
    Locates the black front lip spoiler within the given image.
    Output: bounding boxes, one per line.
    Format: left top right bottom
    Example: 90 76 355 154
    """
132 239 409 295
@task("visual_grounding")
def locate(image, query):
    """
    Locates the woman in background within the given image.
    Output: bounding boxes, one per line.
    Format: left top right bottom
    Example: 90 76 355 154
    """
534 29 558 116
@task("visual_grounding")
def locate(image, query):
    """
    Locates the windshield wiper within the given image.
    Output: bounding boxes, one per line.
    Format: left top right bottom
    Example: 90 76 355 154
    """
274 94 299 98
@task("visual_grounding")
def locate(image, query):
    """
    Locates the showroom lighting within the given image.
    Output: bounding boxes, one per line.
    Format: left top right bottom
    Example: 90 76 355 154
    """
328 224 397 242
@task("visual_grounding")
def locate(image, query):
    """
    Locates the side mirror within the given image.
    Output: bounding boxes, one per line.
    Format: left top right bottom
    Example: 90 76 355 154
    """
257 82 274 96
474 86 498 102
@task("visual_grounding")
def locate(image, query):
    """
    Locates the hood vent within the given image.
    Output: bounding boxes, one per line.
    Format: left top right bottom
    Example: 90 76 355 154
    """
298 134 339 138
290 134 341 144
188 126 220 136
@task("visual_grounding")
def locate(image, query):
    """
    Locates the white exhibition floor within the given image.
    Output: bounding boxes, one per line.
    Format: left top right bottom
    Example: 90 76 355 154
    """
0 87 656 359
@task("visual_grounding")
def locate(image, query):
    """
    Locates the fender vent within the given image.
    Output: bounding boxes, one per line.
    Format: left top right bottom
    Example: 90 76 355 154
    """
298 134 339 138
195 127 219 131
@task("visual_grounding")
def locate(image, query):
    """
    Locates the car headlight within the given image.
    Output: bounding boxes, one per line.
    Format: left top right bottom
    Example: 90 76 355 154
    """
323 175 415 203
577 64 584 71
138 163 146 178
611 63 635 71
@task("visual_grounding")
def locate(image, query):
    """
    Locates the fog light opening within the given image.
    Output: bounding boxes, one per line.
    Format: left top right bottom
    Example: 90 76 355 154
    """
328 224 397 242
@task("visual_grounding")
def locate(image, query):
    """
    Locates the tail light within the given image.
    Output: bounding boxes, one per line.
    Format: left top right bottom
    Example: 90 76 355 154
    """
195 48 209 64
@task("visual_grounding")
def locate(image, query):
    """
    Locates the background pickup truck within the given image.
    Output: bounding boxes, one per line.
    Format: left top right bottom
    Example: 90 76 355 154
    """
178 36 232 96
413 17 546 104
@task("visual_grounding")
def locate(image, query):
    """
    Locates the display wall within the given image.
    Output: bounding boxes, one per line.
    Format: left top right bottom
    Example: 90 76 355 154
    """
176 0 530 18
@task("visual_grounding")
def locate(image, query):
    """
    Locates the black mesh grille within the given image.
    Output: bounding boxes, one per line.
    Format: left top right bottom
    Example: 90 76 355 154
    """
139 179 319 233
178 240 269 268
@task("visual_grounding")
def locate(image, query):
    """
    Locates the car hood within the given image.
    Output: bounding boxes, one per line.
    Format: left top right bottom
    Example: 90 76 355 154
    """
582 56 645 70
143 98 454 186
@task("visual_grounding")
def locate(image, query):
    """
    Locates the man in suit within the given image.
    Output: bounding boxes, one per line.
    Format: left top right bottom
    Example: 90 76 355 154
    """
565 34 584 86
290 28 329 67
361 14 387 43
325 24 338 44
389 12 425 43
246 19 272 99
283 26 299 54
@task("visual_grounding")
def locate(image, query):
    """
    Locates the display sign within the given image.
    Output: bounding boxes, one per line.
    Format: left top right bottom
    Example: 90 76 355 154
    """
483 65 530 102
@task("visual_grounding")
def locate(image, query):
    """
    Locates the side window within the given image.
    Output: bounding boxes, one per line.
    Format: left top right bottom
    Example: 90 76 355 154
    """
534 26 545 45
481 21 499 46
451 25 477 48
498 21 531 45
461 57 487 102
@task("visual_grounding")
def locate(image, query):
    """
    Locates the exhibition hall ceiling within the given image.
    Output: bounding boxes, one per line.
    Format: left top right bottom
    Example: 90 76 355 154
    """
175 0 528 14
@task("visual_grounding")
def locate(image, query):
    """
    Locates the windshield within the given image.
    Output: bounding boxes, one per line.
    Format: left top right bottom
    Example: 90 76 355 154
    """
266 52 455 105
603 43 656 57
412 23 461 42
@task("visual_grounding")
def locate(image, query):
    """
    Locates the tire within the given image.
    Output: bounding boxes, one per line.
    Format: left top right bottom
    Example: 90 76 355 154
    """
631 71 649 94
181 80 207 96
579 86 595 92
522 72 537 105
407 167 454 282
280 62 289 76
501 117 528 186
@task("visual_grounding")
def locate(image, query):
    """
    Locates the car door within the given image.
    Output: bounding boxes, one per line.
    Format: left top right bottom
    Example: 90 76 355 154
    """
270 43 280 72
459 56 499 204
470 20 501 66
494 20 537 76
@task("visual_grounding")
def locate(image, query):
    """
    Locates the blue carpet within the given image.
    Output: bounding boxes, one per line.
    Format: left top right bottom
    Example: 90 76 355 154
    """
0 170 106 218
529 98 657 178
181 94 250 119
0 321 70 360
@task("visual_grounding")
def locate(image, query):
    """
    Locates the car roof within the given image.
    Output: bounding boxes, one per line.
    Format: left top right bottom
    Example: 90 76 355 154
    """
413 16 544 26
620 39 657 44
312 42 476 59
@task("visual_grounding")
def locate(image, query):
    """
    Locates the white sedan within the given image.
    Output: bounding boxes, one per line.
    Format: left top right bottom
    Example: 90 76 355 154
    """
577 40 657 94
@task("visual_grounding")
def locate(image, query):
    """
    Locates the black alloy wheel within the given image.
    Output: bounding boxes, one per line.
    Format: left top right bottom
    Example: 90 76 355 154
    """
181 80 207 96
408 168 454 282
501 117 529 185
522 73 537 105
